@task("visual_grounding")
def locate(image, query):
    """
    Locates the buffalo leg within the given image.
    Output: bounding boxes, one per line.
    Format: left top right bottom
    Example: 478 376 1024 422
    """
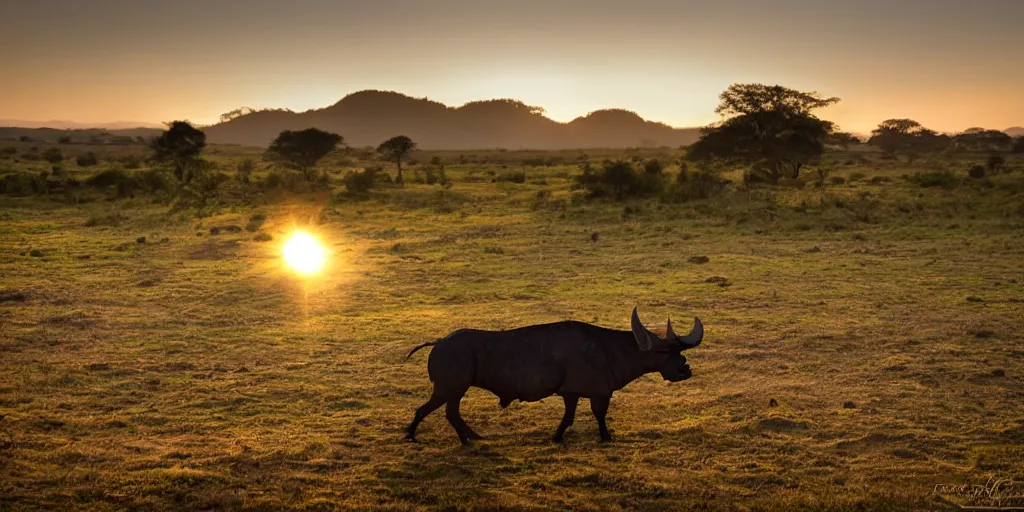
406 391 445 442
552 394 579 443
445 396 481 444
590 394 612 442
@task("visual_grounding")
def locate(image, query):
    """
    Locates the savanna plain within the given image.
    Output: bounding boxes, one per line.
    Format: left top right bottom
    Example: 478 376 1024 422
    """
1 143 1023 511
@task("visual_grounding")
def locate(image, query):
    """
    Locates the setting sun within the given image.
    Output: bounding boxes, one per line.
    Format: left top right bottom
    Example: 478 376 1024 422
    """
282 231 328 275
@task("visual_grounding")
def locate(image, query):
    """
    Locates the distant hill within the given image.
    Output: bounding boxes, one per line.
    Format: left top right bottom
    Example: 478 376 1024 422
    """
0 119 161 130
0 127 162 143
204 90 702 149
1005 127 1024 137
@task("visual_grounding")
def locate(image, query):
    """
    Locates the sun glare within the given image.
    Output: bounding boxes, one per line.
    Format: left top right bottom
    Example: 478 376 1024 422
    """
283 231 327 275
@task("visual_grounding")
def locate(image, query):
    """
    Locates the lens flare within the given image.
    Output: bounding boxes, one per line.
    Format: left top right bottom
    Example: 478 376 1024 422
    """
283 231 327 275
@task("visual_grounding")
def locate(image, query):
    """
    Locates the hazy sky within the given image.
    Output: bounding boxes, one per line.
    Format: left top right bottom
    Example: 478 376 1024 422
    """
1 0 1021 132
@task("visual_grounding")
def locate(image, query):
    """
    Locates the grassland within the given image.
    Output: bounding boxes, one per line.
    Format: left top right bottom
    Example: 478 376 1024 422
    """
1 142 1023 511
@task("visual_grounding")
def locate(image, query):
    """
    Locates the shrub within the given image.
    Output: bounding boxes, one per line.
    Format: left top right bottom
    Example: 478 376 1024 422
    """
575 160 665 200
986 155 1005 172
237 158 256 173
848 172 866 182
76 152 99 167
264 171 283 189
425 167 449 185
341 167 381 195
86 168 141 197
137 168 175 193
0 147 16 158
743 166 775 185
968 165 986 179
42 148 63 164
246 212 267 232
120 154 143 169
908 170 959 189
84 213 128 227
662 169 726 203
830 176 846 185
1 172 46 196
494 170 526 184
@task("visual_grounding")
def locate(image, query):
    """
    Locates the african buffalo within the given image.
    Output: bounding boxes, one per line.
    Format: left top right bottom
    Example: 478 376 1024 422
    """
405 307 704 444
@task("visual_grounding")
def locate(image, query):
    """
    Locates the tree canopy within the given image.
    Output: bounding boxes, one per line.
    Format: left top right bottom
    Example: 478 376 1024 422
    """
267 128 343 179
953 129 1012 152
151 121 207 183
686 83 839 182
868 119 950 159
377 135 417 185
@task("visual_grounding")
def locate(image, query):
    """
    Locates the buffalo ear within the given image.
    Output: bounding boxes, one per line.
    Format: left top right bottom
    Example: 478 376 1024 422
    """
630 307 656 351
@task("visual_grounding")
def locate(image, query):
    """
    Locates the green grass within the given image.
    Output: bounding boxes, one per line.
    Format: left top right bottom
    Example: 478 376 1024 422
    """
1 143 1023 510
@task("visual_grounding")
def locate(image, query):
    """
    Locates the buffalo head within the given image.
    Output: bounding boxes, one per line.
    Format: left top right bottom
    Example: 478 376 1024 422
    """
630 307 703 382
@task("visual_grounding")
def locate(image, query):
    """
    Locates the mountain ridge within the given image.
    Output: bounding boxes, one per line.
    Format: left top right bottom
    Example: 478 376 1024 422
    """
203 90 702 149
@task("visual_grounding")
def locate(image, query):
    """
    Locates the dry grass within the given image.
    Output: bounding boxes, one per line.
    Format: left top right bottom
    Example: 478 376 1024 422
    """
0 147 1023 510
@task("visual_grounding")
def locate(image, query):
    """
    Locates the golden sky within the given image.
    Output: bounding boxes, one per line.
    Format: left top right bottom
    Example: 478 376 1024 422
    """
1 0 1021 133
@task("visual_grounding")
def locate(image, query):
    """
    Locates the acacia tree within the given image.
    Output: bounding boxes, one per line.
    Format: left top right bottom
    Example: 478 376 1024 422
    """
867 119 949 161
377 135 417 185
686 84 839 182
267 128 343 180
151 121 207 183
953 128 1013 152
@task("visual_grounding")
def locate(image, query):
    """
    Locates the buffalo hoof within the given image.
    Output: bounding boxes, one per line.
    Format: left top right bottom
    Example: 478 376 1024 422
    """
599 435 613 443
552 435 565 443
404 435 418 443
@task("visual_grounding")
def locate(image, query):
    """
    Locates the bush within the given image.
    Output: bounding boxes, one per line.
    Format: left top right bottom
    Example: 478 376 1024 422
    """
574 160 665 200
0 147 16 158
830 176 846 185
341 167 381 195
42 148 63 164
238 158 256 173
76 152 99 167
848 172 866 182
84 212 128 227
986 155 1005 172
264 171 283 189
494 170 526 184
425 166 449 185
743 166 775 185
968 165 986 179
1 172 47 196
120 154 143 169
246 212 267 232
137 168 175 193
662 169 726 203
86 168 141 197
908 170 959 189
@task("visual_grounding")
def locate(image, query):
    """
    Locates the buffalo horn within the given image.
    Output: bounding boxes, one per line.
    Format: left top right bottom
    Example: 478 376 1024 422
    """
631 307 669 351
674 317 704 349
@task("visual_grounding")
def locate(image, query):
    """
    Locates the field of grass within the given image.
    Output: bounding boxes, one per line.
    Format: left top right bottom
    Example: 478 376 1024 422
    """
1 142 1023 510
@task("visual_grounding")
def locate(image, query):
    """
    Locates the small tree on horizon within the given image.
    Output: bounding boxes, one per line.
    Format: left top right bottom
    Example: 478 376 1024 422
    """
377 135 417 185
686 83 839 183
151 121 207 183
42 147 63 164
867 119 949 161
266 128 343 181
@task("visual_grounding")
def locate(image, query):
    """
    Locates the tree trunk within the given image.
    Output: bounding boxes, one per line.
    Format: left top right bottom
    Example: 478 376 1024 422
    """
791 163 802 180
396 157 404 185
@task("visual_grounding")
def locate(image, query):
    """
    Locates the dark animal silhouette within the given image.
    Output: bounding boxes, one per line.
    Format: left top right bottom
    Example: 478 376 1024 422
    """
405 307 704 444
